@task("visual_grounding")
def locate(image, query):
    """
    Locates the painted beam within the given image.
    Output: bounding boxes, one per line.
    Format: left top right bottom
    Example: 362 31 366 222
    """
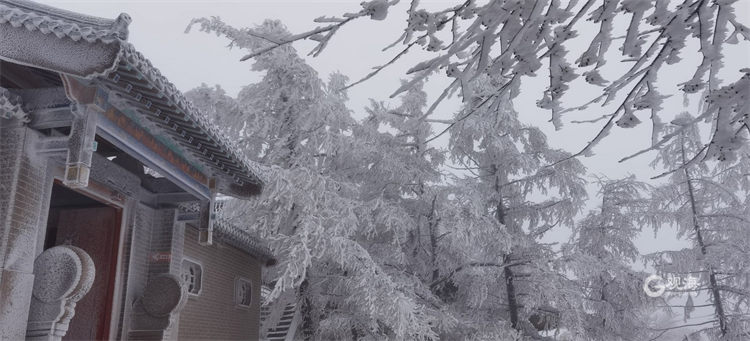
62 75 212 200
96 107 212 201
28 108 73 130
11 87 69 110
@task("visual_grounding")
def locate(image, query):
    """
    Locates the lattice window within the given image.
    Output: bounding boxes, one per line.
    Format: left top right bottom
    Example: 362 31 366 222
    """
235 277 252 307
181 259 203 295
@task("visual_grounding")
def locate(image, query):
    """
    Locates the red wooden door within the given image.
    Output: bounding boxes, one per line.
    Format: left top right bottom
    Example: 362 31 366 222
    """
55 207 120 341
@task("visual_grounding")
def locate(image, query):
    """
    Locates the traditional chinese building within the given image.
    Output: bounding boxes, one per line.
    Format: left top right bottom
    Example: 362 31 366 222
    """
0 0 276 339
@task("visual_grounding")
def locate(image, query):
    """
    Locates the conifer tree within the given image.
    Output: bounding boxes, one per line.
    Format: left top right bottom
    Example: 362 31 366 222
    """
645 113 750 339
564 176 656 340
448 78 588 338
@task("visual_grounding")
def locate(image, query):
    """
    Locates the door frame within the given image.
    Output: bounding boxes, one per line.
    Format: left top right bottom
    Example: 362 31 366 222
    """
48 179 131 340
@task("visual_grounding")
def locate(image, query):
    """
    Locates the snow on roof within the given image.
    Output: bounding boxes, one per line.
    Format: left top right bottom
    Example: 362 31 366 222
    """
180 201 276 266
99 43 266 197
0 0 266 198
214 223 277 266
0 0 130 44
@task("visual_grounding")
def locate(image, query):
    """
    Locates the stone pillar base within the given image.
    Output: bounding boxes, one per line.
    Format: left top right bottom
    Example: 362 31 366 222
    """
0 269 35 340
25 246 95 341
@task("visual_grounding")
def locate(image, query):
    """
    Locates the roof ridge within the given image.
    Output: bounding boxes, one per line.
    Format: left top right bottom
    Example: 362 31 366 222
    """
0 0 130 43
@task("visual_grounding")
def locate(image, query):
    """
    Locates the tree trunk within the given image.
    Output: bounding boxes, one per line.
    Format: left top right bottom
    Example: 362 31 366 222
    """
299 277 316 341
428 195 440 283
681 142 727 335
503 255 520 329
493 165 520 330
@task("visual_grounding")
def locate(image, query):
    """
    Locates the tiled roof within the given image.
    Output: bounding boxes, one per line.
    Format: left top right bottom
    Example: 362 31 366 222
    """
179 201 276 266
0 0 265 197
0 0 130 43
100 43 265 196
214 222 276 266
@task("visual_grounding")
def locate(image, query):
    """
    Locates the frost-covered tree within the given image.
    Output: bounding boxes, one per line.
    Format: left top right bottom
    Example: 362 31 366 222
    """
447 78 588 338
188 19 355 169
356 82 525 339
186 19 441 340
350 80 443 204
563 176 656 340
226 0 749 163
645 112 750 340
179 6 750 340
185 21 532 337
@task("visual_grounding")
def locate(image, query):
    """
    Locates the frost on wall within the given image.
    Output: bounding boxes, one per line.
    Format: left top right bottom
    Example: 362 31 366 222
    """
0 87 28 122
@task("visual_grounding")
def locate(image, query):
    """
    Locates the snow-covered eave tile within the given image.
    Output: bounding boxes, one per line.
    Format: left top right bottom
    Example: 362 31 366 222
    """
214 219 277 266
179 201 276 265
98 42 266 199
0 0 130 44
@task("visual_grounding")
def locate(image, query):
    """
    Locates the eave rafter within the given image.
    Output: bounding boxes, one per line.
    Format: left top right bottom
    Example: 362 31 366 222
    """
95 43 264 198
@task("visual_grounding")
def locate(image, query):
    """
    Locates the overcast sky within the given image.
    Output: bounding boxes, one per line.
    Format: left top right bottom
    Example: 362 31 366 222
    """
36 0 748 254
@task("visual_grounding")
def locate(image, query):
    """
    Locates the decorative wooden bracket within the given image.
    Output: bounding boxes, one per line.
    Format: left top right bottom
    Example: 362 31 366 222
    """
62 105 98 188
197 179 217 245
58 76 105 189
197 195 216 246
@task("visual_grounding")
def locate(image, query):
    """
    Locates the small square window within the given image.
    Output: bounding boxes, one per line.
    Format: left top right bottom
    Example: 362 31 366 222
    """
235 277 253 307
181 259 202 296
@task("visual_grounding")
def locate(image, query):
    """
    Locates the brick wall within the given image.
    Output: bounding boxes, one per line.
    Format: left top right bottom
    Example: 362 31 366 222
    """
178 225 262 341
118 204 184 340
0 122 49 339
116 203 154 339
147 208 180 276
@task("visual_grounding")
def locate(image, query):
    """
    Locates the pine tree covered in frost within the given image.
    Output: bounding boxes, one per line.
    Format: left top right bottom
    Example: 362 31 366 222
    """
232 0 749 164
187 18 558 340
644 113 750 339
186 19 440 340
563 176 656 340
181 4 750 341
447 78 589 339
358 83 524 339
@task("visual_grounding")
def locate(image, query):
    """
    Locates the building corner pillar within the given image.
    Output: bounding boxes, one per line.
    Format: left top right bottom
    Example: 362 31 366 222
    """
0 120 49 339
